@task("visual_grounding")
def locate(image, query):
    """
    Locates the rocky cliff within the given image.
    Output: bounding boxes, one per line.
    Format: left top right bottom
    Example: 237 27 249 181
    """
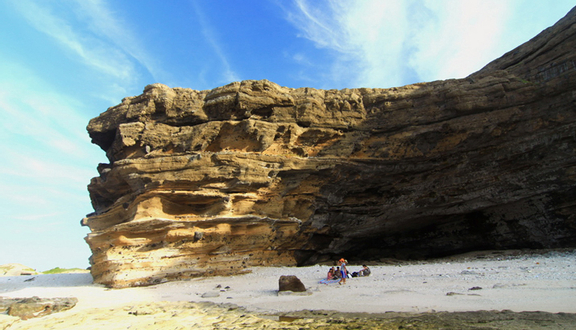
84 7 576 288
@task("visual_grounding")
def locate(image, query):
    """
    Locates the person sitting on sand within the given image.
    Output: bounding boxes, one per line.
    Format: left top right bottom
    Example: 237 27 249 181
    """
359 265 371 277
338 258 348 285
327 267 336 280
334 267 341 279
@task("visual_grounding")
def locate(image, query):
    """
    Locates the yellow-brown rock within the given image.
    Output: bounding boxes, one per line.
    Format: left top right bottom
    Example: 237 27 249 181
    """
84 7 576 287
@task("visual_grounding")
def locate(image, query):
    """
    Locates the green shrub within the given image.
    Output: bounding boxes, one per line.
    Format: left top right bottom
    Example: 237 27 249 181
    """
42 267 88 274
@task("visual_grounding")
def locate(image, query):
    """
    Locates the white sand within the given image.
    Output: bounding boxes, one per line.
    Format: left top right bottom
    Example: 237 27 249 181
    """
1 250 575 315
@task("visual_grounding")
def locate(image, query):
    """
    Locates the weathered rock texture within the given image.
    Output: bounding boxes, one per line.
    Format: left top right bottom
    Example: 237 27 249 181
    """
84 7 576 287
1 297 78 320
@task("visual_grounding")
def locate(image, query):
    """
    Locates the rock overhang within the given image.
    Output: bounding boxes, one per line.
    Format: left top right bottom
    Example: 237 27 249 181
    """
84 7 576 287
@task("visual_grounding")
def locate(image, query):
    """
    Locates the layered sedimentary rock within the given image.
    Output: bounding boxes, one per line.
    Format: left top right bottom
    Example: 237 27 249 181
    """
84 7 576 287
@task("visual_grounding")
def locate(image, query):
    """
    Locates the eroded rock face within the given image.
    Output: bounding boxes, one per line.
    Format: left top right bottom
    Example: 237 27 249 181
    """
84 7 576 287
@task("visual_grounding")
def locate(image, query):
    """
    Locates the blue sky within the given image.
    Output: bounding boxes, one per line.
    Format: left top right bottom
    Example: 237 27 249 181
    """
0 0 574 271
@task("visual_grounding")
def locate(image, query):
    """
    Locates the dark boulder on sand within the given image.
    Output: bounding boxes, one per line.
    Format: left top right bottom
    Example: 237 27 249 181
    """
279 275 306 292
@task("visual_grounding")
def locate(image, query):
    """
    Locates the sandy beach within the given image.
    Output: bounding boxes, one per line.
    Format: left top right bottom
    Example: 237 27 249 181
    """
1 249 576 328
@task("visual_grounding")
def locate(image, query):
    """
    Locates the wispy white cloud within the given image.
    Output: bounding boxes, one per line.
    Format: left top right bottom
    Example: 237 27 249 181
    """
0 0 137 269
1 0 176 270
291 52 314 66
0 58 101 269
0 149 95 187
190 0 240 84
0 63 98 161
71 0 167 83
410 0 511 82
280 0 410 87
7 0 166 89
9 0 135 82
280 0 516 88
